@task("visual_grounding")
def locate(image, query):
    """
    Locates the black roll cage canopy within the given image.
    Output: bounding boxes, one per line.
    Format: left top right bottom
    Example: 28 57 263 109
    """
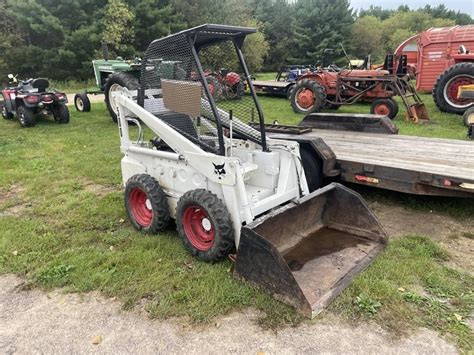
139 24 268 155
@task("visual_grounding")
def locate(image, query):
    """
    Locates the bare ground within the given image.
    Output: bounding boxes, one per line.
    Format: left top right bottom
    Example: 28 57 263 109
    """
0 274 458 354
368 199 474 274
1 199 472 353
66 94 104 106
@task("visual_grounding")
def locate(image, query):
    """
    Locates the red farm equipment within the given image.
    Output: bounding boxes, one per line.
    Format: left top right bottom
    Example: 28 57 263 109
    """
395 25 474 114
289 55 429 122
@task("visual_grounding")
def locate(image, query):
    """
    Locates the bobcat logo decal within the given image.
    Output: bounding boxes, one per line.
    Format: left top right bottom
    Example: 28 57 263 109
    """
213 163 226 179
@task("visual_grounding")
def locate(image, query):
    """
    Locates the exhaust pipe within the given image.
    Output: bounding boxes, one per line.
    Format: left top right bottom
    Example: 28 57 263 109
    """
235 183 387 318
102 43 109 61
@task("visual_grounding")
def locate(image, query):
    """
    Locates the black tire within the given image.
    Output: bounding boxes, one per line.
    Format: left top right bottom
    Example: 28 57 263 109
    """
286 84 295 99
176 189 234 262
299 147 322 192
17 105 36 127
432 62 474 114
463 106 474 127
104 72 139 122
370 98 399 119
290 79 326 114
1 95 13 119
1 105 13 119
124 174 170 234
74 92 91 112
52 104 70 124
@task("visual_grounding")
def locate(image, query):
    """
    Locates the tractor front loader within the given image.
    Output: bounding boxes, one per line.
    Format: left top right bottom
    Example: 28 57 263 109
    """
290 53 429 123
112 24 387 317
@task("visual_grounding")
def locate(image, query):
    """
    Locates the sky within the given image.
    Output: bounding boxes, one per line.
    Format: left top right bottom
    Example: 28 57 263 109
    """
350 0 474 17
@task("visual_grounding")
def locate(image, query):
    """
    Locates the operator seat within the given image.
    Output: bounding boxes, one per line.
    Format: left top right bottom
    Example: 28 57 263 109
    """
31 78 50 93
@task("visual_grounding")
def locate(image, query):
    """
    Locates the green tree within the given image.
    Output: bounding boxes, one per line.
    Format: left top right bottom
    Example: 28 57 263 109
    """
133 0 185 51
291 0 354 64
251 0 297 69
102 0 135 54
351 15 383 60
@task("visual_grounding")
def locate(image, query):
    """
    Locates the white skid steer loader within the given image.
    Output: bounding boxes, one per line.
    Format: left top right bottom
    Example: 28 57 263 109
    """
112 24 387 317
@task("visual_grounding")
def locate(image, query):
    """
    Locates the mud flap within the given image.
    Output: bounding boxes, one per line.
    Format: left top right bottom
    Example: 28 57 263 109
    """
234 183 388 318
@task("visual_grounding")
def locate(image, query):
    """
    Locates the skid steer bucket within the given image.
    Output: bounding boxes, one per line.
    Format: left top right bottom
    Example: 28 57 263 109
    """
235 183 387 318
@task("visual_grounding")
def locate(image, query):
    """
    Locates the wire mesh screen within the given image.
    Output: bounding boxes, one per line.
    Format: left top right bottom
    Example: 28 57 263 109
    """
139 30 263 156
198 40 263 144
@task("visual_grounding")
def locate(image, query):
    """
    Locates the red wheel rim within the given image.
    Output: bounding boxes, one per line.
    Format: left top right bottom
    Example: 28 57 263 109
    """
129 188 153 227
296 88 315 109
183 205 215 251
374 103 390 116
445 75 474 107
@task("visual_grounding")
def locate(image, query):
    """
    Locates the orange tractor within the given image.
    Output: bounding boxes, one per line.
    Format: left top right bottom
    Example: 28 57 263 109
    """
289 54 429 122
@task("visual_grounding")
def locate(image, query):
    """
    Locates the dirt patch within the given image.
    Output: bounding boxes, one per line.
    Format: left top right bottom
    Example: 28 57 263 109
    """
0 184 29 217
0 274 457 354
0 184 25 202
83 182 121 197
368 200 474 274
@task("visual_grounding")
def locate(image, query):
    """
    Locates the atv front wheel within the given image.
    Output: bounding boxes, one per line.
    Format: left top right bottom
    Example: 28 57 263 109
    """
125 174 170 234
17 106 36 127
104 72 139 122
52 104 70 124
370 98 399 119
290 79 326 114
176 189 234 262
74 93 91 112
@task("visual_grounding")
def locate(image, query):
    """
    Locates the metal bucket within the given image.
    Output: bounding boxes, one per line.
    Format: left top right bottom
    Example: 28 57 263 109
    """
407 103 430 122
234 183 388 318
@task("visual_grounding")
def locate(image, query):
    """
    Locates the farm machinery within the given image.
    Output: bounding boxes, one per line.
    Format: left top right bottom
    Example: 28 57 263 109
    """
1 74 69 127
289 54 429 122
252 64 314 98
74 44 140 122
111 24 387 317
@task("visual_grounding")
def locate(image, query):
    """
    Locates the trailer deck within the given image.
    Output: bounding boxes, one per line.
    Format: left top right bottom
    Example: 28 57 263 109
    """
266 115 474 198
252 80 294 97
306 130 474 197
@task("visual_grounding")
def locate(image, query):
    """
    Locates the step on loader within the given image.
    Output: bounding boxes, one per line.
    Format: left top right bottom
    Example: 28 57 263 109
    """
112 24 388 317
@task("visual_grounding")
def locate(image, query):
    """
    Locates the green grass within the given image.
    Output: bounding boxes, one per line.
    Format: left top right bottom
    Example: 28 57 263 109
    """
331 235 474 351
50 79 97 94
0 102 472 351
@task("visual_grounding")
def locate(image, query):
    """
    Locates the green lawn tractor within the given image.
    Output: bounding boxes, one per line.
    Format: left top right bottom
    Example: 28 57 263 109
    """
74 44 140 122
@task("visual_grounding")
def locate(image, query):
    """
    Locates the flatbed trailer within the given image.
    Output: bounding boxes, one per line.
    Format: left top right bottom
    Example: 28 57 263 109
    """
252 80 295 98
265 114 474 198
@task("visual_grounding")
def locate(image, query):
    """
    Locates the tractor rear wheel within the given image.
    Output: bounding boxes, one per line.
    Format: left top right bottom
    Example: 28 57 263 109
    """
125 174 170 234
433 62 474 114
52 104 70 124
290 79 326 114
370 98 399 119
176 189 234 262
17 105 36 128
463 106 474 127
104 72 139 122
74 92 91 112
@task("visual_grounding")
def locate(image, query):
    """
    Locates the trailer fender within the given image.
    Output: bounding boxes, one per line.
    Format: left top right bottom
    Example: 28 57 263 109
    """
271 135 339 178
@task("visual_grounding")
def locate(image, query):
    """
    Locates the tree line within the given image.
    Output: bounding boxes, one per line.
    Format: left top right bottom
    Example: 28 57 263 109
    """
0 0 472 81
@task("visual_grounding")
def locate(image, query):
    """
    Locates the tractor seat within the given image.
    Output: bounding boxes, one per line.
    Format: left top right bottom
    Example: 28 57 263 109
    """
31 78 50 93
